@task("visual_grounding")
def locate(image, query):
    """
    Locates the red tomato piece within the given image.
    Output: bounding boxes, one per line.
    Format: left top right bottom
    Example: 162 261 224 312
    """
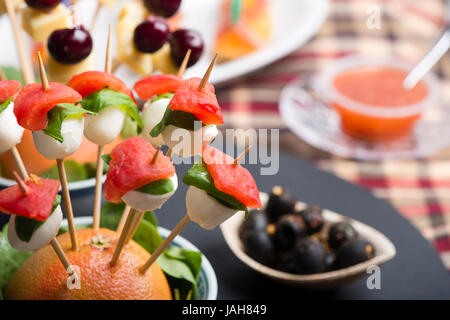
169 78 224 125
202 145 261 208
0 176 60 221
104 137 175 203
14 83 82 131
68 71 135 100
0 80 21 103
134 74 182 100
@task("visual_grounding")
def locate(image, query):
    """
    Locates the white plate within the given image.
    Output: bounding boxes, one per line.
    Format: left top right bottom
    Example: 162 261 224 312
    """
0 0 329 85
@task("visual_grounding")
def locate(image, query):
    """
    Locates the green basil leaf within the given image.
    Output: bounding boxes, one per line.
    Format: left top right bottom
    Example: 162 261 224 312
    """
150 105 204 137
102 153 112 172
165 246 202 279
121 114 139 139
137 179 174 195
0 98 11 114
81 88 143 133
150 105 172 137
0 225 32 294
132 219 163 253
43 103 94 143
183 163 248 214
14 195 61 242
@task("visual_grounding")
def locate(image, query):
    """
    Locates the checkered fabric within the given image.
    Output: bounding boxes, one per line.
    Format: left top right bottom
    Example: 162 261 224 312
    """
216 0 450 270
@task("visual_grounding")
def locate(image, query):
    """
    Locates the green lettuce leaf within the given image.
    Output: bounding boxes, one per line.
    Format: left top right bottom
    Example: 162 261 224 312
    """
14 195 61 242
0 98 11 114
0 225 32 295
183 163 248 214
43 103 95 143
81 88 143 133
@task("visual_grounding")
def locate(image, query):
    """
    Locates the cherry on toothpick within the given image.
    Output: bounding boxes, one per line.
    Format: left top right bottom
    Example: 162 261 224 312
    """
25 0 61 11
143 0 182 18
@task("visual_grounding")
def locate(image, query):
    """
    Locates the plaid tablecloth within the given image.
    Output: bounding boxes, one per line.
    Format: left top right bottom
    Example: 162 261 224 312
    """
216 0 450 270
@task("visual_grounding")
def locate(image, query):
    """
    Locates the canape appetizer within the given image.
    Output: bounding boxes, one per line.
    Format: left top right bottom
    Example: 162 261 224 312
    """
47 26 96 83
184 145 261 229
147 76 222 157
0 80 24 154
0 174 62 251
104 136 177 212
68 70 142 147
134 74 182 146
14 80 85 159
215 0 271 61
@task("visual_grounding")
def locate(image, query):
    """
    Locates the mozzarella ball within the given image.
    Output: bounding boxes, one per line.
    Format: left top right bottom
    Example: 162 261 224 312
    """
186 186 239 230
0 102 24 154
162 125 218 158
8 205 63 252
84 107 125 146
122 173 178 212
141 98 170 147
33 117 84 159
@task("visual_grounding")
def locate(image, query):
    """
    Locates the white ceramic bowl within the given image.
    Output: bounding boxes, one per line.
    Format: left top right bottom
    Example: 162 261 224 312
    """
65 216 218 300
220 193 396 290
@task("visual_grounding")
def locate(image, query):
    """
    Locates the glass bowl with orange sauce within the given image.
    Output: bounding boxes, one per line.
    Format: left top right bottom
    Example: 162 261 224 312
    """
319 56 439 142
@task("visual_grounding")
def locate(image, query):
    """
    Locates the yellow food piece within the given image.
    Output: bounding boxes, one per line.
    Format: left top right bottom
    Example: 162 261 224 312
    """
0 0 23 15
47 50 96 84
21 4 72 43
116 1 153 75
152 43 178 75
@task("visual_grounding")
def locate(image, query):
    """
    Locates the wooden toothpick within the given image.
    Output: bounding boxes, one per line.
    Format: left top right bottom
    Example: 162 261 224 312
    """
177 49 191 78
234 145 252 166
4 0 34 85
105 25 112 74
116 205 131 234
57 159 79 251
140 214 191 274
151 147 161 164
110 208 138 267
13 171 29 195
37 52 49 91
197 53 219 91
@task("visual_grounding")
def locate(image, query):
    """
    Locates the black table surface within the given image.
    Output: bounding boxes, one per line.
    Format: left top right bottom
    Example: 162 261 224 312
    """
2 153 450 299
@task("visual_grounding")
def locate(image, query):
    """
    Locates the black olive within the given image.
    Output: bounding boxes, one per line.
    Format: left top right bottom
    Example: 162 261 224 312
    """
239 210 268 238
328 221 358 250
282 238 326 274
272 214 307 250
298 205 324 235
324 252 335 272
266 186 296 223
334 240 375 269
242 230 276 266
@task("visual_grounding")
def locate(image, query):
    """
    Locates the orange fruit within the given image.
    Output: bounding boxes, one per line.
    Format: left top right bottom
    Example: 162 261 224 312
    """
0 131 121 179
4 228 172 300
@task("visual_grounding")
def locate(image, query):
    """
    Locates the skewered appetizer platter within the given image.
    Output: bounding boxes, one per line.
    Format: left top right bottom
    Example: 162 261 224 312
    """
0 0 264 299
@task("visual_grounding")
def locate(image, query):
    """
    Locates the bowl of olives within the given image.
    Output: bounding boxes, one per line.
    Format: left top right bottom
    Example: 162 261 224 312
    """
220 186 396 289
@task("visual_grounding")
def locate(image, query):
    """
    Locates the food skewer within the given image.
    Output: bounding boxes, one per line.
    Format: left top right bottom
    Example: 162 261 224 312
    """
140 145 259 273
92 25 112 231
0 171 72 271
14 53 85 251
106 137 178 267
116 50 191 234
39 53 79 251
